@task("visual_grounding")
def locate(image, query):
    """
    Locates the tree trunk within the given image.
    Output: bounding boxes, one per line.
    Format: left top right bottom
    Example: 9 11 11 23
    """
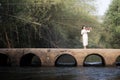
4 31 11 48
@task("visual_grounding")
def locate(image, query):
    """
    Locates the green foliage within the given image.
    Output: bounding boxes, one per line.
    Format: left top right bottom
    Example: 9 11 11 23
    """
0 0 100 48
101 0 120 48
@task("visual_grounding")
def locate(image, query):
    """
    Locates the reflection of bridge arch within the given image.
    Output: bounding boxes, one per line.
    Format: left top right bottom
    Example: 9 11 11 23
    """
20 53 41 67
0 53 11 66
83 53 105 67
55 54 77 67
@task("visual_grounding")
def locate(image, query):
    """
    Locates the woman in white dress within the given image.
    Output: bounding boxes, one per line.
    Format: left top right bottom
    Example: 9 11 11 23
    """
81 26 91 49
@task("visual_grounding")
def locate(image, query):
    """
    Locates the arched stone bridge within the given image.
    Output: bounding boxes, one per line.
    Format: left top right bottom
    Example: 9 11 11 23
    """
0 48 120 67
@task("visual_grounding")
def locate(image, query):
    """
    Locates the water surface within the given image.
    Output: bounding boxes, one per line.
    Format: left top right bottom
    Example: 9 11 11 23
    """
0 67 120 80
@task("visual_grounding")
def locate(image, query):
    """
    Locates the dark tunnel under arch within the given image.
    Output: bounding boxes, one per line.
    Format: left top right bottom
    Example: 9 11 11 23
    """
55 54 77 67
83 54 105 67
20 53 41 67
0 53 11 67
116 55 120 66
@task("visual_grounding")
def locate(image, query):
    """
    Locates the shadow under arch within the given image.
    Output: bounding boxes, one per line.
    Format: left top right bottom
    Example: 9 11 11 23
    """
20 53 41 67
116 55 120 66
55 54 77 67
83 53 105 67
0 53 11 67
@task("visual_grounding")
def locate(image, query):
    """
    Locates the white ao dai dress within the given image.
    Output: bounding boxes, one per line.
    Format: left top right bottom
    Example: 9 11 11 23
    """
81 29 90 46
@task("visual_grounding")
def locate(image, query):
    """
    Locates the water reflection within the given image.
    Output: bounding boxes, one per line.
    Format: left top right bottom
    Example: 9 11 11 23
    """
0 67 120 80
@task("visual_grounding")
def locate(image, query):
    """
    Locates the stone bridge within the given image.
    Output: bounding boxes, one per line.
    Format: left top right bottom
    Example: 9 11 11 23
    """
0 48 120 67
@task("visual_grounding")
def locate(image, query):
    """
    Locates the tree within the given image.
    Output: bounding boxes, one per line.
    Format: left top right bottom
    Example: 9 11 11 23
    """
102 0 120 48
0 0 100 48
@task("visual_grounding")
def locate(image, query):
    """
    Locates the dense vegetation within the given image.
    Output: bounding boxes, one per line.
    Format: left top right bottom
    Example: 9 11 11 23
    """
1 0 118 48
101 0 120 48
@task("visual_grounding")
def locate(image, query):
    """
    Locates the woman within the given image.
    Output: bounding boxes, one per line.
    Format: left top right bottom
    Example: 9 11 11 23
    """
81 26 91 49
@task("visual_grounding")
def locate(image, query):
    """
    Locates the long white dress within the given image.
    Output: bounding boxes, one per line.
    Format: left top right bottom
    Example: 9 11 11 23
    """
81 29 90 46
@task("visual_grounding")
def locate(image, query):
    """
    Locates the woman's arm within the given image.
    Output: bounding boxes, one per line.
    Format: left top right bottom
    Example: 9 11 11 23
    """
86 27 92 32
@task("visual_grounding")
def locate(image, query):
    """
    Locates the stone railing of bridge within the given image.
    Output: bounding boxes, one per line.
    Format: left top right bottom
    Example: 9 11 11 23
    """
0 48 120 67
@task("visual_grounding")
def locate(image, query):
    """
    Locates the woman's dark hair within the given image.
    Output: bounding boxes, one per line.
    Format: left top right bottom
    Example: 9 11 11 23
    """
82 25 86 29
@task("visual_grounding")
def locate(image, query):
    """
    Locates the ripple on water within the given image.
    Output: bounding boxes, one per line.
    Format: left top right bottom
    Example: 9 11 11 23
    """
0 67 120 80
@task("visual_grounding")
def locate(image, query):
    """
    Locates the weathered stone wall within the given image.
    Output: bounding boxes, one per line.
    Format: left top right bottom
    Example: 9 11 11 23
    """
0 48 120 67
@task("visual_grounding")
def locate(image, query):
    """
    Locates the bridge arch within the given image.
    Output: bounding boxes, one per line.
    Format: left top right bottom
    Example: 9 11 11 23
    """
55 54 77 67
0 53 11 66
20 53 41 67
116 55 120 66
83 53 105 67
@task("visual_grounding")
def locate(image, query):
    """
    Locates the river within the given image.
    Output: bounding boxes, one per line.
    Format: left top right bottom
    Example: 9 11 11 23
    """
0 67 120 80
